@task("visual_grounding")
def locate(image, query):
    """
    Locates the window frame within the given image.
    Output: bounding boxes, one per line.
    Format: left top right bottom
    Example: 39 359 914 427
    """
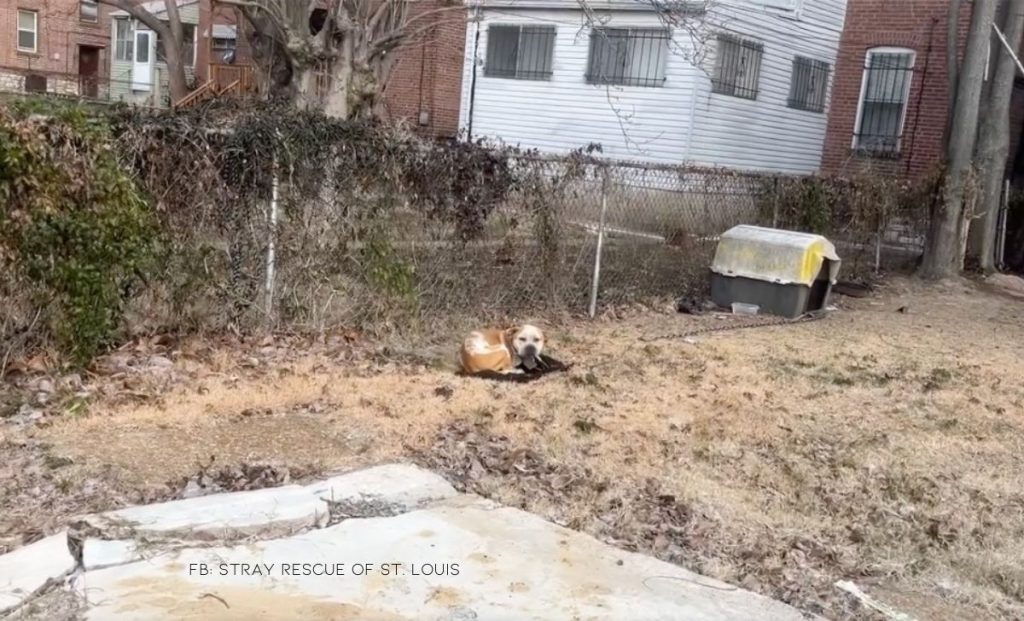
212 36 237 63
115 18 133 62
80 0 99 23
851 46 917 155
17 9 38 54
484 24 556 81
711 34 765 100
787 56 831 113
763 0 800 11
585 27 671 88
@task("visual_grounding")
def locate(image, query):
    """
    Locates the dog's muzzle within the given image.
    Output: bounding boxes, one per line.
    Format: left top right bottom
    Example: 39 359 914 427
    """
520 345 539 370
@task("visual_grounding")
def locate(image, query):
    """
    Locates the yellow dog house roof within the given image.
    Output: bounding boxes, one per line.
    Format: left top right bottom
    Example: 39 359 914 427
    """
711 225 841 287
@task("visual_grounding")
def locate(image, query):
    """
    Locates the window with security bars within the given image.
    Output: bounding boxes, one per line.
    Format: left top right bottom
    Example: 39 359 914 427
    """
854 49 916 154
712 35 763 99
788 56 830 113
485 25 556 81
586 28 670 88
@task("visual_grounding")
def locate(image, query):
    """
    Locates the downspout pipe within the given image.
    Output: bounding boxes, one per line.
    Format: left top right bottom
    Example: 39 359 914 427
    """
467 4 481 141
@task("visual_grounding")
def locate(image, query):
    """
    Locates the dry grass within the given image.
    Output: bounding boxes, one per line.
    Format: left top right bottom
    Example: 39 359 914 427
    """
2 276 1024 620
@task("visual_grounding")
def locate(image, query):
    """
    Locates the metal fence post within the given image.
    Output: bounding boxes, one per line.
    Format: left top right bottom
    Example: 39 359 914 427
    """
264 142 280 324
875 224 883 274
996 178 1010 269
588 167 610 319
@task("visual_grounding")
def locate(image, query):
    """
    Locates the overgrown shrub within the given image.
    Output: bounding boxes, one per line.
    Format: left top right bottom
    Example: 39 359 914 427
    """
0 104 158 364
759 176 842 234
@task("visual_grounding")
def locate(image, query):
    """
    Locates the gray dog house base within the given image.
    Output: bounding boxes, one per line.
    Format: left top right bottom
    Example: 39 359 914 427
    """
710 225 841 319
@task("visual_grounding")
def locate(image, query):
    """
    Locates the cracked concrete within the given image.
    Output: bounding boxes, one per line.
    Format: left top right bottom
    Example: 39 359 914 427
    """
0 464 817 621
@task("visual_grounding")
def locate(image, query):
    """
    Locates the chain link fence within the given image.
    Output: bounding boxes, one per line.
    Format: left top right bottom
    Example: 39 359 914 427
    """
171 152 929 334
1 101 933 364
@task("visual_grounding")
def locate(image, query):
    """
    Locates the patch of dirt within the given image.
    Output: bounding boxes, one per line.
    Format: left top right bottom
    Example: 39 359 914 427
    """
3 276 1024 620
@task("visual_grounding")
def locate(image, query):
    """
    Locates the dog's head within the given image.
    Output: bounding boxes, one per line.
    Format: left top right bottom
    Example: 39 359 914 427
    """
505 324 546 370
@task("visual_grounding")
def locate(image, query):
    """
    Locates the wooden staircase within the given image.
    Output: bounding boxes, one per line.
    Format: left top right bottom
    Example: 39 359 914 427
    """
173 79 216 109
172 64 255 110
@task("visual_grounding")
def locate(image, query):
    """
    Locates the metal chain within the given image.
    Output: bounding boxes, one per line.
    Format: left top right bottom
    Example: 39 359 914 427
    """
640 309 829 342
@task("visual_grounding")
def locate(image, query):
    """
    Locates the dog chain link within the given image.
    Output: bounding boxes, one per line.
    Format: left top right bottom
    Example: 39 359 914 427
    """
640 309 829 342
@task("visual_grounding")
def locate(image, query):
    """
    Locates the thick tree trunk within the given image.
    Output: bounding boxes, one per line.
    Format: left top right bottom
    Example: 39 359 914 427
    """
293 64 323 110
946 0 964 139
969 0 1024 272
161 0 188 102
921 0 998 280
163 41 190 103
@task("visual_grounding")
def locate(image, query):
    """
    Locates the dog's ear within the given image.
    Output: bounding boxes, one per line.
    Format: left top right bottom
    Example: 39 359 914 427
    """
503 326 520 348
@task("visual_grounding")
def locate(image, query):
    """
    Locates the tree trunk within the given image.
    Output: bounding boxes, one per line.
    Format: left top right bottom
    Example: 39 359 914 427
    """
294 64 324 110
162 0 188 102
322 37 356 118
163 40 190 103
969 0 1024 272
921 0 998 280
946 0 964 139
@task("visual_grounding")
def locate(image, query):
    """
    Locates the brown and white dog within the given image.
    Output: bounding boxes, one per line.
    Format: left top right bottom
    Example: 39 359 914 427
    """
459 325 546 374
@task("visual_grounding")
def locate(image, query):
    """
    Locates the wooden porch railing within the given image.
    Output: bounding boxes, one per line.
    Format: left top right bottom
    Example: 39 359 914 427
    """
173 79 216 109
173 64 256 109
209 63 255 95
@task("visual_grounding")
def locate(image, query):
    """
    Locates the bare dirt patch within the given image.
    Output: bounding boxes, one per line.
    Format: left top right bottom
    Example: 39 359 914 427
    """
3 276 1024 620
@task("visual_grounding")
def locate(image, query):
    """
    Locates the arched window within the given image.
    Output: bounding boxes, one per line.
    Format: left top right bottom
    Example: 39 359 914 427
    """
853 47 916 155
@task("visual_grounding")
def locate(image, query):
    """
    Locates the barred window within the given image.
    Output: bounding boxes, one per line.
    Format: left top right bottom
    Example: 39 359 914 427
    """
854 48 916 154
586 28 669 88
788 56 830 113
712 35 763 100
485 25 556 81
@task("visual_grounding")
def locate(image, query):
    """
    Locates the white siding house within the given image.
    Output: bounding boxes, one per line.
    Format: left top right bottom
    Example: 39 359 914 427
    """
109 0 201 107
459 0 848 173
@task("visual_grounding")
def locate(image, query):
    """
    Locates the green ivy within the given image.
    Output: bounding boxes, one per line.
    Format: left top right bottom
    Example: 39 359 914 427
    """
0 101 158 364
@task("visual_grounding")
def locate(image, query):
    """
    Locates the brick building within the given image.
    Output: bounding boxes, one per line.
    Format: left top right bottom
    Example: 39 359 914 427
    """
821 0 1024 179
1 0 461 126
0 0 112 94
381 2 466 138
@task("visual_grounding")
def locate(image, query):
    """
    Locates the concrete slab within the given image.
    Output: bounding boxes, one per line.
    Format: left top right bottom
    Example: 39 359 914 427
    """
77 485 325 542
80 496 809 621
305 463 457 514
81 539 141 571
0 532 74 614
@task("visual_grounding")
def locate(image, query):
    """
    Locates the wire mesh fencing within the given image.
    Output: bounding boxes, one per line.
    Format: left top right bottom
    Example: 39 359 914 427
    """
1 100 934 363
232 153 931 333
